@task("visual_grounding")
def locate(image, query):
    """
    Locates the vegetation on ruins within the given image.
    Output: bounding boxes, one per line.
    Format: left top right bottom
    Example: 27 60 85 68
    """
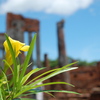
0 34 79 100
47 57 97 68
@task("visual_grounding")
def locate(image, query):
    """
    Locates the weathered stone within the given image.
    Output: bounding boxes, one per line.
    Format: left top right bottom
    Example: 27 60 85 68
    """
6 13 41 68
7 13 39 32
0 33 5 49
89 87 100 100
57 20 70 90
57 19 67 67
36 31 41 68
44 54 50 67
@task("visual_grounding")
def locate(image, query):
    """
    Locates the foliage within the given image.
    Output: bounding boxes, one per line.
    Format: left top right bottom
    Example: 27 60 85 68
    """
0 34 79 100
49 59 58 68
77 60 97 66
48 56 97 67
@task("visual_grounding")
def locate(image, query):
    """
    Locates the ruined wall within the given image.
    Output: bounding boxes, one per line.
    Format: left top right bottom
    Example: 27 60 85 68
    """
32 62 100 100
6 13 41 68
6 13 39 42
7 13 39 32
0 33 5 49
70 66 100 91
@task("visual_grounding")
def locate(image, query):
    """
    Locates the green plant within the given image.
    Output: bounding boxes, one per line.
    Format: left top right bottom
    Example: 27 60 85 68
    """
0 33 79 100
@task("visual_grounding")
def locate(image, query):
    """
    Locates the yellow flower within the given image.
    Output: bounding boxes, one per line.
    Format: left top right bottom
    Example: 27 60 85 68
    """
3 37 30 65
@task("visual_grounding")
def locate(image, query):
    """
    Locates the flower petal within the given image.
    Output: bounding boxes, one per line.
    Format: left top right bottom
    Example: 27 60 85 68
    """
13 41 25 54
5 51 13 65
3 36 30 65
3 39 9 53
20 46 30 51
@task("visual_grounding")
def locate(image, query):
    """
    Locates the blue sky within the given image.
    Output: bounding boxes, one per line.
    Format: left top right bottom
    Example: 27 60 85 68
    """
0 0 100 62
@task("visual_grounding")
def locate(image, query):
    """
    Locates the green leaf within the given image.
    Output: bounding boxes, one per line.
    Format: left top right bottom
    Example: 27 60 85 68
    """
45 92 55 98
18 92 35 97
0 88 3 100
16 65 20 83
19 34 37 81
34 90 80 95
26 68 58 85
14 67 77 98
4 34 17 72
21 67 45 85
28 67 78 88
61 61 78 69
2 71 10 92
19 98 36 100
3 60 14 75
30 82 74 89
5 34 18 89
14 81 74 98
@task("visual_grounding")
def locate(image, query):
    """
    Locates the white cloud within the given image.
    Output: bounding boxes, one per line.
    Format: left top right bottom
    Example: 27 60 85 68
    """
0 0 94 15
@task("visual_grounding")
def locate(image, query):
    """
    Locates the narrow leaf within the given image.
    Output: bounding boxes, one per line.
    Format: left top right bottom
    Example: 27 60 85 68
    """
21 67 44 85
36 90 80 95
19 34 37 81
19 98 36 100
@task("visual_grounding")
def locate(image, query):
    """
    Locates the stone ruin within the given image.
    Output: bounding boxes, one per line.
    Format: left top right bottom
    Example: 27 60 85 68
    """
41 20 100 100
0 13 100 100
0 13 41 69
